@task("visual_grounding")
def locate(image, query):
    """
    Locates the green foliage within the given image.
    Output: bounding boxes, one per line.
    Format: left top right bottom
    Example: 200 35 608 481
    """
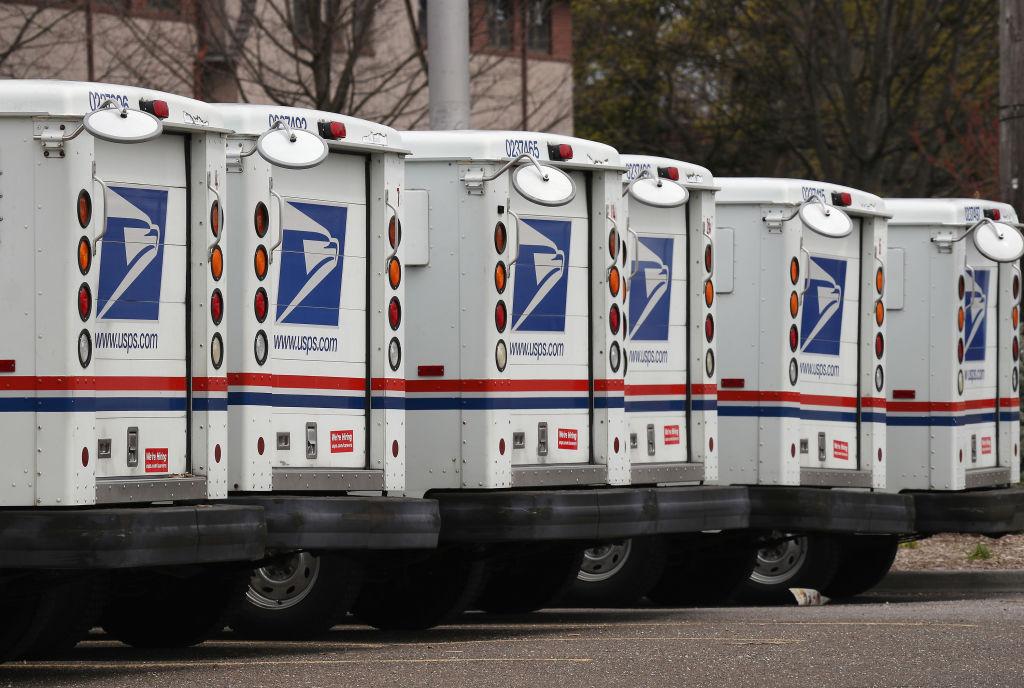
967 542 993 561
573 0 999 196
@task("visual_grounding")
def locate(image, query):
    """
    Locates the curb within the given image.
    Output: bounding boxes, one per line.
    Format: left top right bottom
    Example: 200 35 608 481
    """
874 570 1024 593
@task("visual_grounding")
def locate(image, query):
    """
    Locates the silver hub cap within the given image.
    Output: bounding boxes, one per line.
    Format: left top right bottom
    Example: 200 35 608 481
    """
750 534 808 586
577 540 632 582
246 551 320 610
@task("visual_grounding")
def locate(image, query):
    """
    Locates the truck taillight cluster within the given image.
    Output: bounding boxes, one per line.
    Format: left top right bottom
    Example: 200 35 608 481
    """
387 209 402 372
76 189 94 368
494 222 508 372
787 254 799 384
254 203 269 366
874 266 884 391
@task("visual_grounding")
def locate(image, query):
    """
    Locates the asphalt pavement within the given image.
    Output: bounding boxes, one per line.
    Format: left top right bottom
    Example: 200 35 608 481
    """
3 573 1023 688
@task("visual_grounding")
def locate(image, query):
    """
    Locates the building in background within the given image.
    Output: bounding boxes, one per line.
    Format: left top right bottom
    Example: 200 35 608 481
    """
0 0 573 134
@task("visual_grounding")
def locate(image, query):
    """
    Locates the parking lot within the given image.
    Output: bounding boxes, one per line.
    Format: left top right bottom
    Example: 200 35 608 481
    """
3 574 1023 688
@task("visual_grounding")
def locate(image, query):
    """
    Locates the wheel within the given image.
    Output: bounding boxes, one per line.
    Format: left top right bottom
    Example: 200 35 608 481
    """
646 535 757 606
565 537 667 606
102 565 248 648
734 532 840 605
477 544 585 614
352 549 486 630
21 574 109 658
230 552 363 639
823 534 899 599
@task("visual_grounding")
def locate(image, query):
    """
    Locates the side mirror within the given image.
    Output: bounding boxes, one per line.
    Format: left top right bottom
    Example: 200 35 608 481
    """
256 121 328 169
972 219 1024 262
799 199 852 238
83 100 163 144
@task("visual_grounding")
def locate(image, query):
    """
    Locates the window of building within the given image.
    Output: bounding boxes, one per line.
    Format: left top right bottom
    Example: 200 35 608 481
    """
526 0 551 53
487 0 513 50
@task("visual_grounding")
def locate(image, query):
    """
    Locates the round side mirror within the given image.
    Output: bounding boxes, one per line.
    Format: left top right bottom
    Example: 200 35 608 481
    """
973 220 1024 262
83 106 163 144
512 164 576 207
256 127 328 169
799 202 852 238
628 177 689 208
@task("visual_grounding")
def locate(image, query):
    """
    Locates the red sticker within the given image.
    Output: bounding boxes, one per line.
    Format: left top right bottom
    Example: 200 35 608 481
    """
557 428 578 450
331 430 354 453
144 448 169 473
664 425 681 445
833 440 849 460
982 437 993 455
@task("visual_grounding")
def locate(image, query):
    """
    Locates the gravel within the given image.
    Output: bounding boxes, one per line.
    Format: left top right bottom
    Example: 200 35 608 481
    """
893 533 1024 571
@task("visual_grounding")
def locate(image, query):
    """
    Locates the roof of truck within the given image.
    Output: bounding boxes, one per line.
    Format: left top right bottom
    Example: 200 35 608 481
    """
886 198 1019 226
215 103 407 154
716 177 888 218
401 130 623 171
620 154 716 191
0 79 225 131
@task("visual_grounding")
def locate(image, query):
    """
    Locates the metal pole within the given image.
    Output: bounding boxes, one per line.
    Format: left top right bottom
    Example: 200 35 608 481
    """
1000 0 1024 214
428 0 471 130
85 0 95 82
520 0 528 129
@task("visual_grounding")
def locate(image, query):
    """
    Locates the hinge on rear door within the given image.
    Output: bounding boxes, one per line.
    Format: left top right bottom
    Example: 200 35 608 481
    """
226 151 243 173
462 168 487 195
762 210 787 233
930 232 957 253
33 120 84 158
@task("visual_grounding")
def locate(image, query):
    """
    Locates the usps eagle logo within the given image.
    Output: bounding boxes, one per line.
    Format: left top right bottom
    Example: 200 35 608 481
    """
276 201 347 327
628 235 673 341
511 218 572 332
964 268 990 362
96 186 168 321
800 256 847 356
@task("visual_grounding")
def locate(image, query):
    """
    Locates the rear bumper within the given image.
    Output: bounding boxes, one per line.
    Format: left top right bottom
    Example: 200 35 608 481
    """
433 485 749 544
229 495 440 551
0 504 266 570
913 486 1024 535
747 486 915 535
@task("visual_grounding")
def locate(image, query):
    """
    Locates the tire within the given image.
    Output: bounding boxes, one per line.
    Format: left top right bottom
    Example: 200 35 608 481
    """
21 574 109 658
102 565 248 648
230 552 363 639
734 532 840 605
565 537 667 607
477 544 585 614
823 534 899 599
352 549 486 631
647 535 757 606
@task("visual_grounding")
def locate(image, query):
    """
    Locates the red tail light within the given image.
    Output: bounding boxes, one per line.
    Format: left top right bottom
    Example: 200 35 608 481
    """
957 338 965 363
705 314 714 342
985 208 1001 221
318 121 347 140
1014 337 1020 361
495 300 507 332
609 304 620 334
548 143 573 161
704 245 713 273
254 202 269 238
77 190 92 228
659 166 680 181
388 296 402 330
78 283 92 321
210 289 224 325
139 99 169 119
831 191 852 207
874 332 884 358
789 324 798 351
254 288 269 322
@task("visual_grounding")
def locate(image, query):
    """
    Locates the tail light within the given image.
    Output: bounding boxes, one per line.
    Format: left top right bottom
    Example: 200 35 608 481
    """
790 291 799 318
609 304 620 334
875 268 884 295
318 121 347 140
875 366 884 392
705 314 715 342
254 330 268 366
495 340 507 371
959 275 966 300
495 300 507 332
548 143 573 161
705 349 715 376
658 166 680 181
389 297 402 330
789 358 798 385
875 300 884 326
608 266 621 297
82 446 89 468
389 337 402 371
874 332 884 359
957 338 965 363
958 307 965 331
704 280 714 307
1014 306 1020 329
78 237 92 275
78 330 92 368
77 190 92 228
254 288 269 322
254 246 269 280
388 257 402 289
389 215 401 249
608 229 618 260
495 262 507 293
789 324 798 351
831 191 852 207
78 283 92 321
211 332 224 369
494 222 507 254
210 289 224 325
139 99 169 119
609 341 621 372
210 201 220 237
704 245 713 273
1014 274 1020 300
958 369 965 395
254 202 269 237
789 257 799 285
1014 337 1020 361
985 208 1001 221
210 246 224 281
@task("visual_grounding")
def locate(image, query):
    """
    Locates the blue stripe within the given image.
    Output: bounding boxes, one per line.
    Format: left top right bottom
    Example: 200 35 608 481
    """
719 405 886 423
625 399 686 412
719 405 803 419
0 397 192 413
406 396 590 411
692 399 718 412
192 397 228 412
887 412 1000 427
1000 411 1019 422
228 392 365 410
371 396 406 410
594 396 625 409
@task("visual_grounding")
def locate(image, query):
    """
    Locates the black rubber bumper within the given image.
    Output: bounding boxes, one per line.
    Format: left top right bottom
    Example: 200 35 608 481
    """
229 495 440 551
434 486 749 544
913 487 1024 535
747 486 915 534
0 504 266 570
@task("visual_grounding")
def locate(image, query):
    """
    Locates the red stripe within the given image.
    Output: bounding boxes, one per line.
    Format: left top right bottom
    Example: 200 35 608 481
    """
719 390 801 403
193 377 228 392
227 373 364 391
625 384 687 396
692 384 717 395
801 394 858 408
406 379 591 393
372 378 406 391
888 398 1004 413
595 379 624 392
1000 397 1020 409
0 376 186 391
862 396 887 409
227 373 273 387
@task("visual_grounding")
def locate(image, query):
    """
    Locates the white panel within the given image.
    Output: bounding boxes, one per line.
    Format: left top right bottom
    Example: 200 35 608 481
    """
404 189 430 266
887 247 905 310
716 226 734 293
